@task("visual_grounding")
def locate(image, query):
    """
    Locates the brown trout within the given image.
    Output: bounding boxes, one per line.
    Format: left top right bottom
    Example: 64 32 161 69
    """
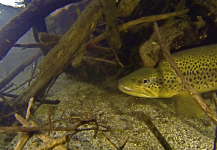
118 44 217 118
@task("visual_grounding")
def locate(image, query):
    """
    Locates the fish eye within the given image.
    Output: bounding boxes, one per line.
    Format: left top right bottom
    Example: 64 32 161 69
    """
143 79 148 83
142 78 150 86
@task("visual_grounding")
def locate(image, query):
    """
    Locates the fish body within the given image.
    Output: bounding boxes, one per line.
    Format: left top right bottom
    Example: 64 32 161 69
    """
118 44 217 117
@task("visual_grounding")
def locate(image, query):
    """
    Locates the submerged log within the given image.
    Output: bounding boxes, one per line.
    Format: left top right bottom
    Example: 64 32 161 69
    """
0 0 81 60
13 0 103 108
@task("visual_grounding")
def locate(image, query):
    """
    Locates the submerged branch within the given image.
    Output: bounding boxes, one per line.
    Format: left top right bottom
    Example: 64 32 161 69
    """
139 112 172 150
154 22 217 126
15 114 67 150
118 9 189 32
12 0 103 108
87 9 189 48
0 52 42 90
0 0 81 61
84 56 117 65
35 135 70 150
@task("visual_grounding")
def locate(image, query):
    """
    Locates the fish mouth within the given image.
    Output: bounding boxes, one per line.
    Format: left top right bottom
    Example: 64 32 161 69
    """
118 83 155 98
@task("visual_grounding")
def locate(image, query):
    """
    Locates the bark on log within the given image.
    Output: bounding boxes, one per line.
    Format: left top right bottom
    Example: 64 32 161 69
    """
0 0 81 60
12 0 102 108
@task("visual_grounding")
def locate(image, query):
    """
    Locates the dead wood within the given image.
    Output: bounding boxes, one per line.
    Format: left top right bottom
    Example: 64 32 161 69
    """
34 135 70 150
102 0 122 50
15 113 67 150
0 0 81 61
193 0 217 21
0 52 42 90
87 9 189 48
140 16 206 68
0 91 60 105
15 132 33 150
138 112 172 150
12 5 190 109
12 0 103 108
0 120 97 133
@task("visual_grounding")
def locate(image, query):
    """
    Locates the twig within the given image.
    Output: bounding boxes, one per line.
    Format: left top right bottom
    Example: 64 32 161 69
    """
15 113 67 150
0 91 60 105
118 135 129 150
35 135 70 150
84 56 117 65
89 46 112 53
0 94 12 106
6 75 37 93
154 22 217 125
14 132 33 150
118 9 189 31
0 76 25 91
86 9 189 48
0 92 20 98
26 97 34 121
0 52 42 90
110 47 124 67
28 59 38 87
42 73 60 100
0 118 98 132
106 64 132 81
15 101 34 150
14 114 99 149
139 112 172 150
48 107 51 136
99 130 118 150
13 43 45 49
0 83 13 92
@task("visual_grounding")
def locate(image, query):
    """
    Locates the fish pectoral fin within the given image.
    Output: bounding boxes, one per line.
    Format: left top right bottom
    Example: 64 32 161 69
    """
173 93 204 118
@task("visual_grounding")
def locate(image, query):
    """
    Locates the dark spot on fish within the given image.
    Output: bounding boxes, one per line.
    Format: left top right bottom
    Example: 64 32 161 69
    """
131 79 137 83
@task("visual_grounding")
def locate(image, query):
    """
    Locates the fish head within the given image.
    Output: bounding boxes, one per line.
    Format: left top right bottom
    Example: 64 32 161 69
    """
118 67 180 98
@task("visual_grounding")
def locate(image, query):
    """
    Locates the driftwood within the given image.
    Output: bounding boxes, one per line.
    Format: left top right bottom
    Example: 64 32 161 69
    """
102 0 122 50
15 113 69 150
12 0 103 108
0 0 81 60
12 3 190 109
0 32 61 91
86 9 189 48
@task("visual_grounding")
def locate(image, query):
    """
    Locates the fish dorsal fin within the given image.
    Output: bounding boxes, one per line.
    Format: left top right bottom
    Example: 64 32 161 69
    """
173 92 204 118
